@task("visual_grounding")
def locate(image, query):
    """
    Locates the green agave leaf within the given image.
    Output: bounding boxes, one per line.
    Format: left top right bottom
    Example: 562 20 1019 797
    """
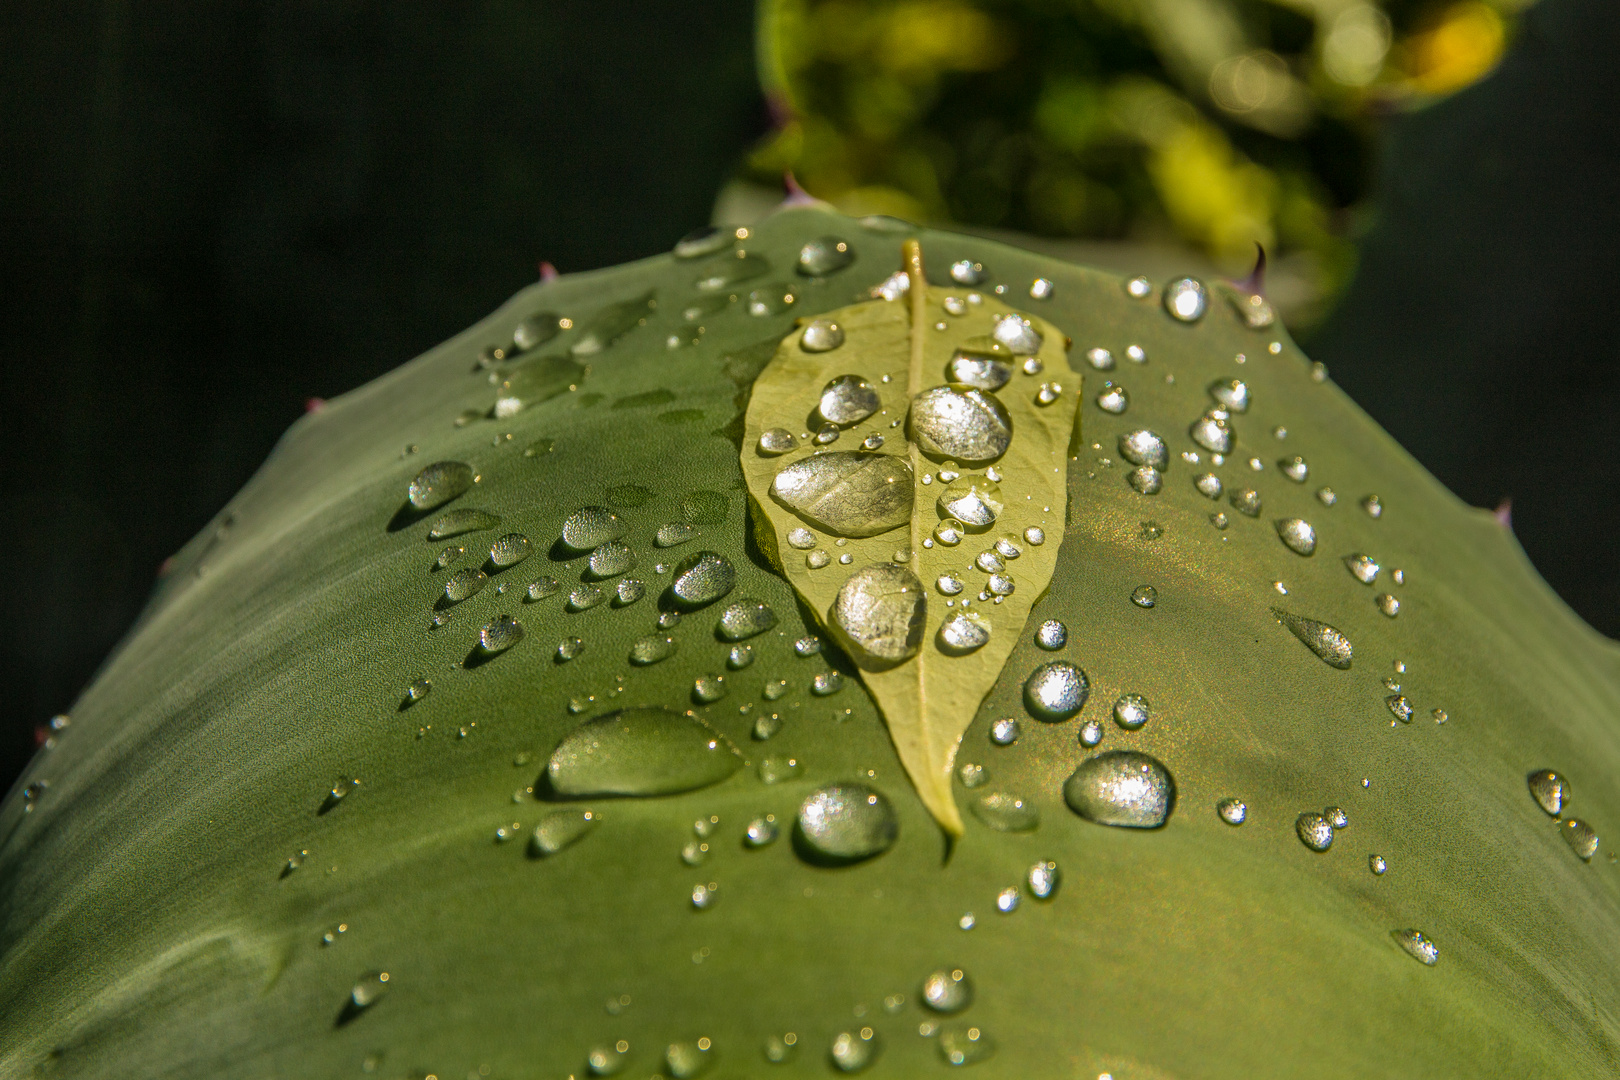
741 240 1077 835
2 208 1618 1079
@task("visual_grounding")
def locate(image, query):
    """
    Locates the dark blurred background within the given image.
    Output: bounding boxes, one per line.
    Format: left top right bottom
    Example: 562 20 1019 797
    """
1 0 1614 795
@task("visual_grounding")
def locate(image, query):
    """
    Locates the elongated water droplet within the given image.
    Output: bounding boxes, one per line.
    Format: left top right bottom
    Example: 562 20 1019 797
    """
759 754 801 784
409 461 474 510
1393 929 1439 965
489 533 531 568
1027 860 1060 899
758 428 798 456
831 563 926 668
1296 812 1334 851
1273 608 1352 669
1217 797 1247 825
1528 769 1569 816
1163 277 1208 322
910 387 1012 463
546 708 740 796
1112 693 1151 730
1064 751 1174 828
1118 429 1168 469
970 791 1039 832
819 375 881 426
444 568 487 603
796 784 898 862
794 635 822 657
772 452 914 537
556 637 586 662
671 552 736 609
1024 662 1088 720
531 808 597 855
922 968 973 1013
674 226 732 259
1376 593 1401 617
799 235 855 276
568 584 605 611
629 634 677 665
801 318 845 352
428 508 500 539
479 615 524 653
561 507 625 551
1386 694 1413 722
1564 819 1600 860
694 252 770 292
350 971 390 1009
1275 518 1317 556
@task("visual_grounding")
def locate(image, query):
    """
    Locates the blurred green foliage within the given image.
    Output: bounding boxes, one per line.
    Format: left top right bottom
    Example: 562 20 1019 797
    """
748 0 1528 313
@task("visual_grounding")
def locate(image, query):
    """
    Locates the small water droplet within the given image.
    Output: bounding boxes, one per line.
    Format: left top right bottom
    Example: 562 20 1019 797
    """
1279 456 1309 483
1127 466 1163 494
922 968 972 1013
796 784 898 863
946 351 1012 391
1163 278 1208 321
1190 411 1235 454
671 551 736 609
674 226 733 259
1027 860 1061 900
936 477 1003 529
861 433 885 450
936 572 965 596
957 762 988 788
568 583 605 611
742 814 781 848
427 508 500 540
1034 619 1067 650
1096 383 1129 414
1275 518 1317 556
1024 662 1089 721
587 1041 630 1076
1527 769 1569 817
629 634 677 665
934 520 965 548
1024 525 1045 546
830 563 926 667
939 611 991 654
547 708 740 796
716 600 778 641
995 887 1021 913
1361 494 1384 518
1079 720 1103 747
1064 751 1175 828
794 635 823 657
759 754 801 784
1118 429 1168 469
1563 819 1600 860
615 578 645 606
1375 593 1401 617
1125 275 1152 298
443 568 487 604
408 461 475 511
1344 553 1381 584
350 971 390 1009
1316 486 1338 506
587 541 637 579
807 550 832 569
556 637 585 662
970 791 1039 832
819 375 881 426
488 533 531 568
752 712 781 741
1393 929 1439 965
1228 487 1262 517
1029 277 1055 300
650 522 696 549
910 386 1012 463
434 544 465 570
1296 812 1334 851
990 717 1020 745
758 428 798 456
1130 585 1158 608
772 452 914 537
958 913 976 930
1325 806 1349 829
561 506 625 551
681 840 711 867
1369 854 1388 875
528 808 597 856
799 235 855 276
1112 693 1151 730
1217 797 1247 825
666 1038 715 1077
479 615 524 653
830 1028 881 1073
1208 379 1250 412
811 670 845 696
801 318 846 352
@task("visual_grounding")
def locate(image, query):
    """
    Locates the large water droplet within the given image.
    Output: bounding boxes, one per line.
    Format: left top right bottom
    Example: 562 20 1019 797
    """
1296 812 1334 851
938 1025 995 1067
531 808 597 855
1118 429 1168 469
1393 929 1439 966
1024 662 1089 720
408 461 475 511
1528 769 1568 817
1564 819 1600 860
820 375 881 426
546 708 741 796
938 611 991 655
1217 797 1247 825
830 1029 880 1073
1162 277 1208 322
1027 860 1061 899
1273 608 1352 669
796 783 899 862
629 634 677 665
1208 379 1250 412
772 452 914 537
798 236 855 276
1275 518 1317 556
671 551 736 609
910 387 1012 463
1112 693 1151 730
1063 751 1175 828
561 507 625 551
1190 411 1235 454
970 791 1039 832
947 351 1012 391
990 717 1020 745
479 615 524 653
444 568 488 603
428 508 500 540
831 563 926 668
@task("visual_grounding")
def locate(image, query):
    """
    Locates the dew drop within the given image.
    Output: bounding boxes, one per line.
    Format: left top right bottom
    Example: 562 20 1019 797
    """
801 318 846 352
1393 929 1439 966
1079 720 1103 747
434 545 465 570
1370 854 1388 875
1208 379 1250 412
1096 383 1129 414
1275 518 1317 556
615 578 645 605
1127 466 1163 495
1386 694 1413 723
444 568 488 603
629 634 677 665
1361 495 1383 518
811 671 845 696
1296 812 1334 851
1217 797 1247 825
922 968 973 1013
975 551 1003 574
568 583 605 611
674 226 732 259
671 552 736 609
990 717 1020 745
831 563 926 667
1027 860 1061 899
489 533 531 568
556 637 585 662
970 791 1039 832
1190 411 1235 454
1112 693 1151 730
1130 585 1158 608
951 259 985 285
1118 429 1168 469
772 452 914 537
937 572 965 596
408 461 475 511
1280 456 1309 483
588 541 636 579
807 550 832 569
1563 819 1600 860
798 236 855 276
1064 751 1175 828
561 507 625 551
1344 553 1381 584
797 784 899 862
1029 277 1055 300
586 1042 630 1076
350 971 390 1009
1527 769 1569 817
1163 278 1208 321
794 635 823 657
1229 487 1262 517
546 708 740 798
428 508 500 540
995 887 1021 913
530 808 597 855
819 375 881 426
1023 662 1089 721
946 352 1012 391
830 1028 881 1073
991 313 1042 354
716 599 778 641
758 428 798 456
1376 593 1401 617
1024 526 1045 546
936 477 1003 529
666 1039 715 1078
1317 486 1338 506
938 611 992 654
479 615 524 653
910 386 1012 463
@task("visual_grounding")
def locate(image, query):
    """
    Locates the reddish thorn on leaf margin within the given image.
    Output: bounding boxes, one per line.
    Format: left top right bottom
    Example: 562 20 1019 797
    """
1237 243 1267 296
781 172 818 208
304 397 326 414
539 261 559 282
1494 497 1513 529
